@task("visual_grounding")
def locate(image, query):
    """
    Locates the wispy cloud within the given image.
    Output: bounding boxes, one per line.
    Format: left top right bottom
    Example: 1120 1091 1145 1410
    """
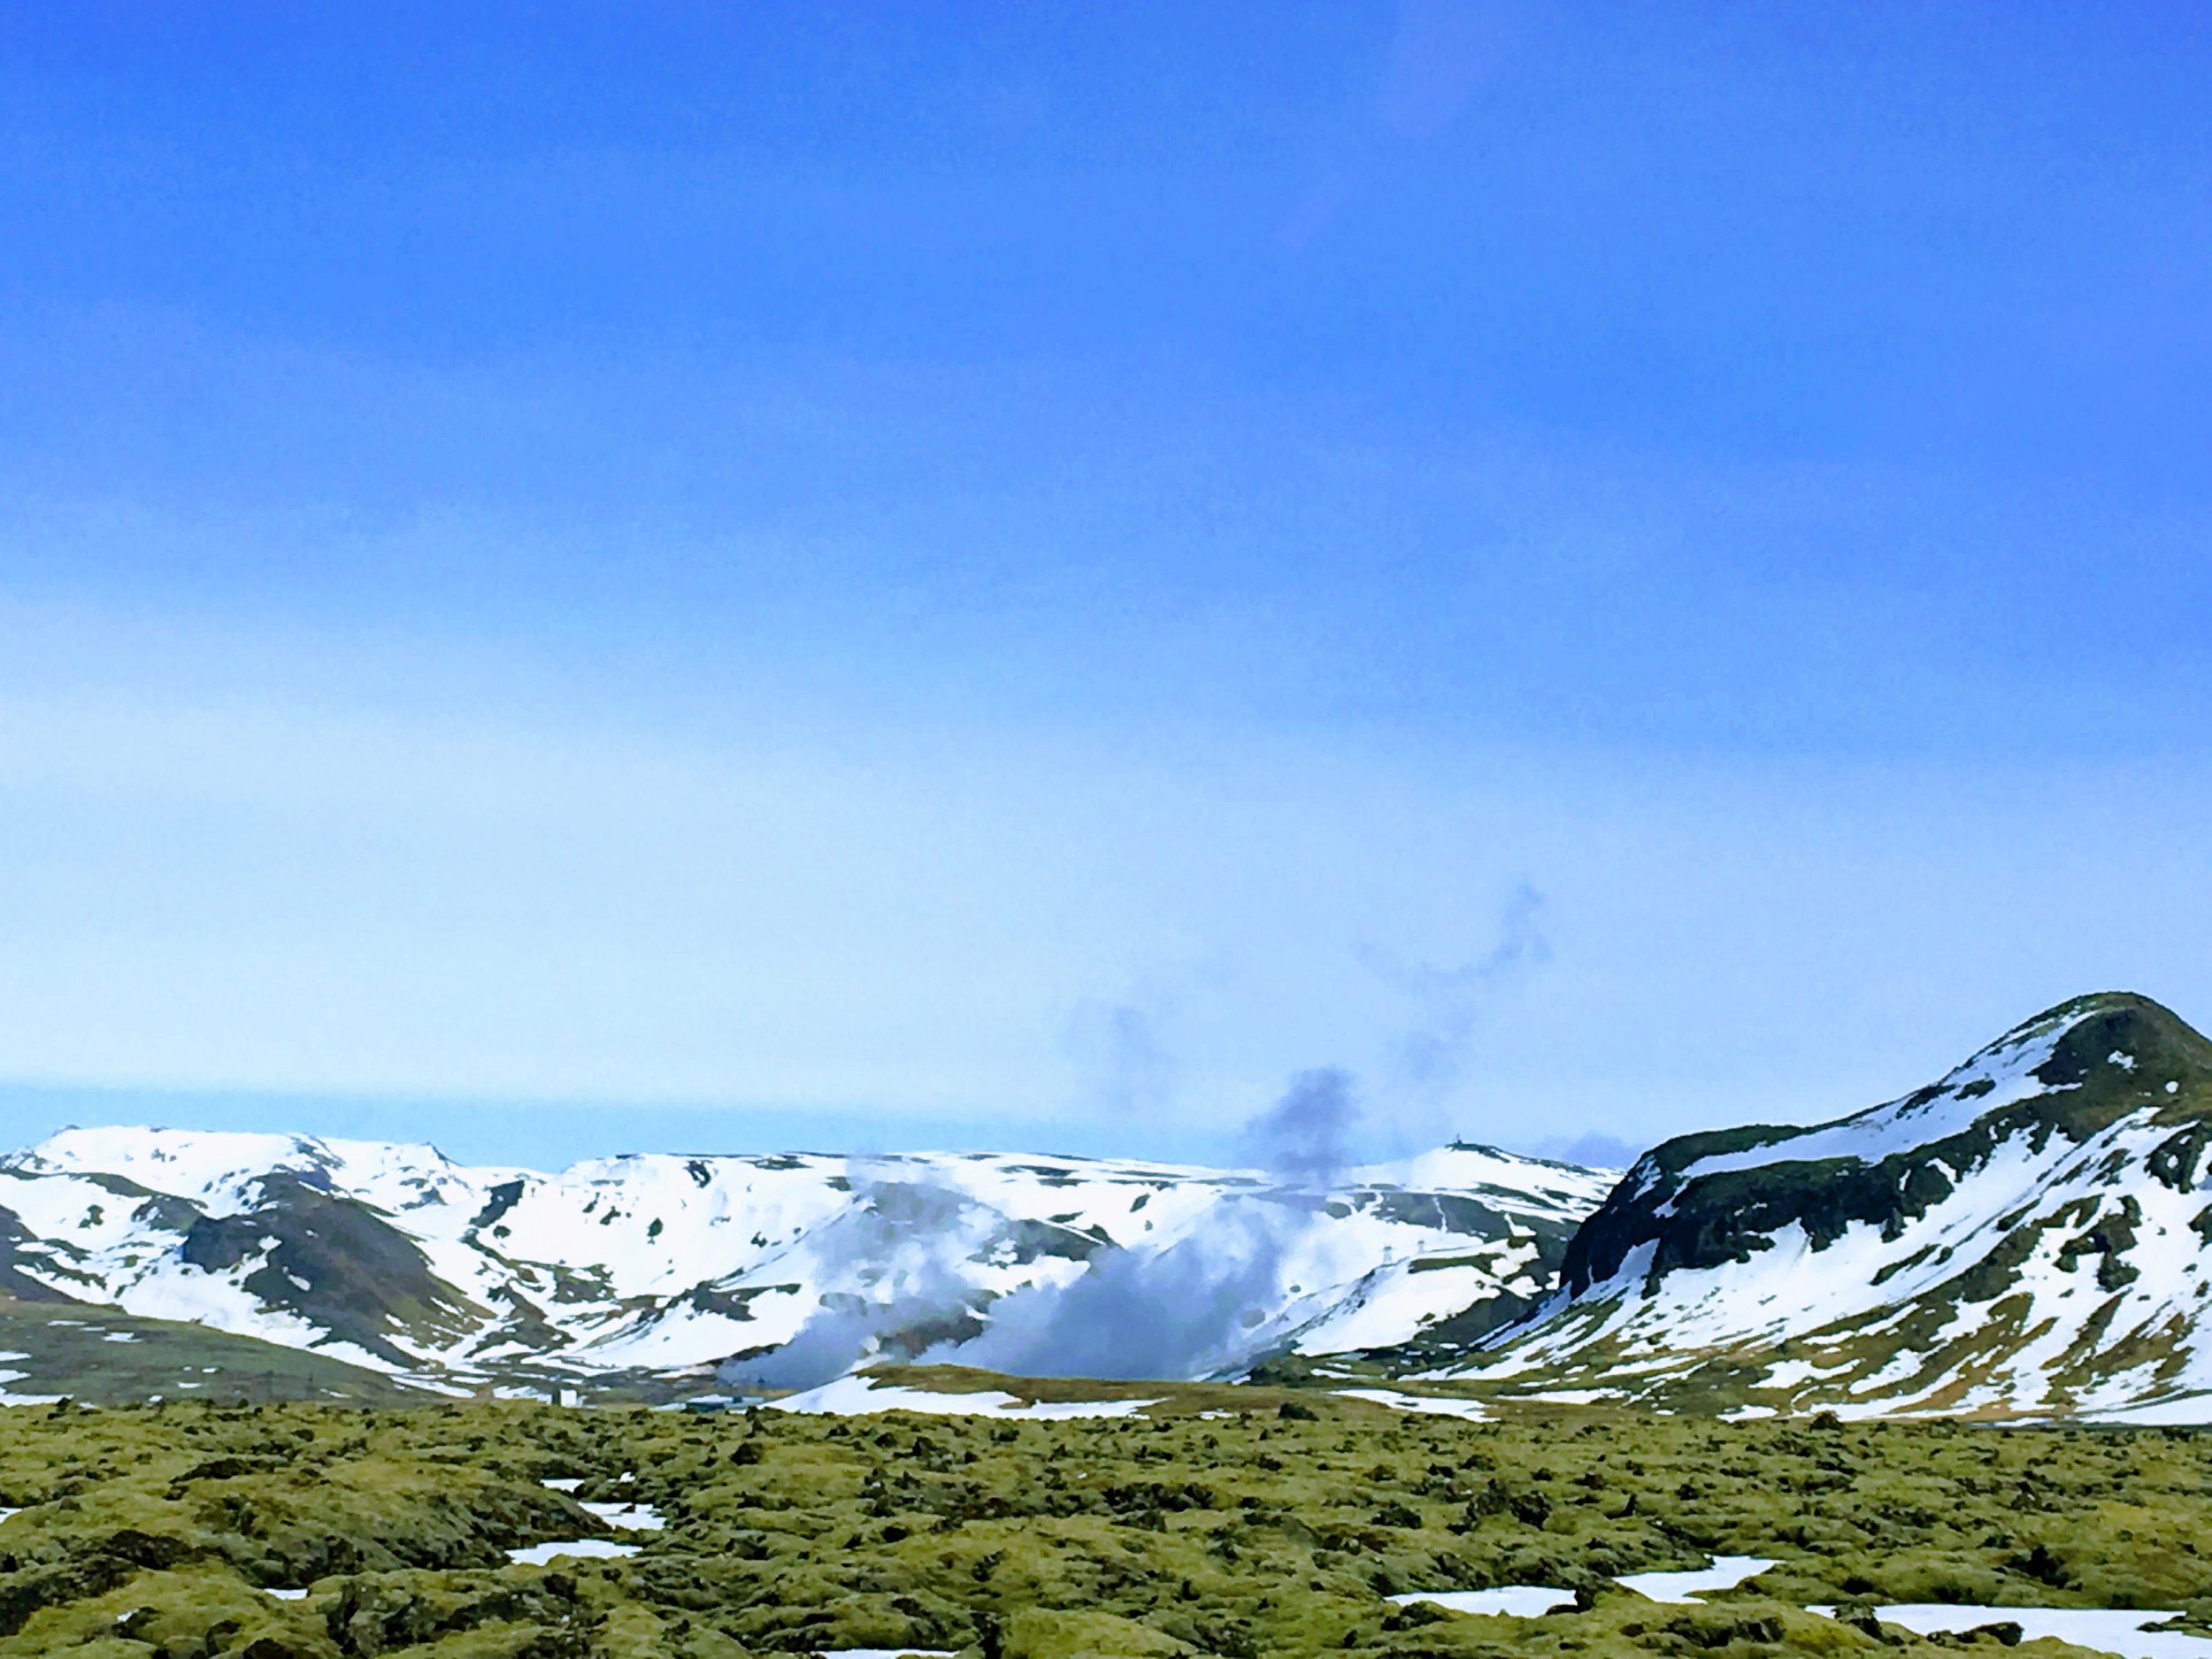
1361 880 1552 1103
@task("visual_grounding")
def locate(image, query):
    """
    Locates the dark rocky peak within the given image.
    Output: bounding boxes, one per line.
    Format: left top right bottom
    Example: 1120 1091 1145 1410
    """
178 1174 486 1363
2013 992 2212 1117
1560 992 2211 1298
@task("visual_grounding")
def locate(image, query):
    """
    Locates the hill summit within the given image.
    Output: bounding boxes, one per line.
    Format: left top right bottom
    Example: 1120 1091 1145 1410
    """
1432 992 2212 1418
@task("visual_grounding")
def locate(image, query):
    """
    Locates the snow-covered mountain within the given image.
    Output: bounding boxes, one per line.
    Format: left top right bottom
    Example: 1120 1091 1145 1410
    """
18 990 2205 1417
1439 992 2212 1419
0 1129 1610 1397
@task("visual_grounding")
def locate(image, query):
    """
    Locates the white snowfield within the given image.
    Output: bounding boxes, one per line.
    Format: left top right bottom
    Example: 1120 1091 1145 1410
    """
580 1501 665 1531
1809 1606 2212 1659
505 1539 641 1565
1390 1554 1777 1619
1390 1585 1574 1617
1617 1558 1778 1602
0 1128 1609 1393
1392 1570 2212 1659
1671 1023 2076 1183
770 1375 1158 1419
1333 1387 1487 1420
1450 996 2212 1419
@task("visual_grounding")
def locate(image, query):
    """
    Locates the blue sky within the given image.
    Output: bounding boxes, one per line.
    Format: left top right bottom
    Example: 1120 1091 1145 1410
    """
2 4 2208 1170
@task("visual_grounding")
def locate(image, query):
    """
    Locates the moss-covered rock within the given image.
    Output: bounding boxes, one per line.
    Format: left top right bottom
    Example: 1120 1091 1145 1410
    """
4 1394 2209 1657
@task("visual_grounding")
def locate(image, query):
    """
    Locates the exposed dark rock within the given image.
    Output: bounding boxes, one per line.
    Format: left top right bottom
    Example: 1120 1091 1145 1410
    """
1561 995 2212 1299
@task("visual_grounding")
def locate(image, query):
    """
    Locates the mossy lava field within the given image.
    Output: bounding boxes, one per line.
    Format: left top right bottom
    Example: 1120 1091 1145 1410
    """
4 1380 2210 1659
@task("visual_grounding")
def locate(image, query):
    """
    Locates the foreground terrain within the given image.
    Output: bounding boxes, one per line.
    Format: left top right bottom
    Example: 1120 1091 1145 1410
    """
2 1386 2209 1659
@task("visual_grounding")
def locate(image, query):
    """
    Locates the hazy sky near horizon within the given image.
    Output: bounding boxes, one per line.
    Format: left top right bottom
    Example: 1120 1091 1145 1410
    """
3 4 2209 1170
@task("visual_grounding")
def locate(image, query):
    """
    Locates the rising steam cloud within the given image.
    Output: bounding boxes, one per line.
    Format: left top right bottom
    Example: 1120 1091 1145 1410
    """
718 1163 980 1393
1363 880 1550 1101
932 1068 1360 1380
732 891 1553 1390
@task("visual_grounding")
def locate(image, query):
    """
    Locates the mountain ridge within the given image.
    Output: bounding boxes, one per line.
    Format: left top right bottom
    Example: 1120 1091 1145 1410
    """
6 989 2212 1421
0 1129 1610 1402
1433 990 2212 1419
1563 991 2212 1294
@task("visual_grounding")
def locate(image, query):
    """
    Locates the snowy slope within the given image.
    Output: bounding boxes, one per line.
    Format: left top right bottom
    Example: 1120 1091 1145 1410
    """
1437 993 2212 1418
0 1129 1610 1394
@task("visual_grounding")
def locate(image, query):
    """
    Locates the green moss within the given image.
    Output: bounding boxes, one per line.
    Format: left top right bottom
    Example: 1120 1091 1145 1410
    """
4 1392 2208 1657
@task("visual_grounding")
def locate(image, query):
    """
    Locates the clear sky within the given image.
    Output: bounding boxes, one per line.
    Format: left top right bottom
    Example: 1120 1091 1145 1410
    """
2 4 2208 1171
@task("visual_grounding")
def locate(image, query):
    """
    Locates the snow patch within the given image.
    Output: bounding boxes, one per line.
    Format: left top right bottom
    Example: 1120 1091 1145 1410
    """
1617 1557 1778 1601
771 1375 1157 1419
581 1502 664 1531
507 1539 641 1564
1335 1388 1487 1420
1390 1586 1573 1618
1813 1606 2212 1659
